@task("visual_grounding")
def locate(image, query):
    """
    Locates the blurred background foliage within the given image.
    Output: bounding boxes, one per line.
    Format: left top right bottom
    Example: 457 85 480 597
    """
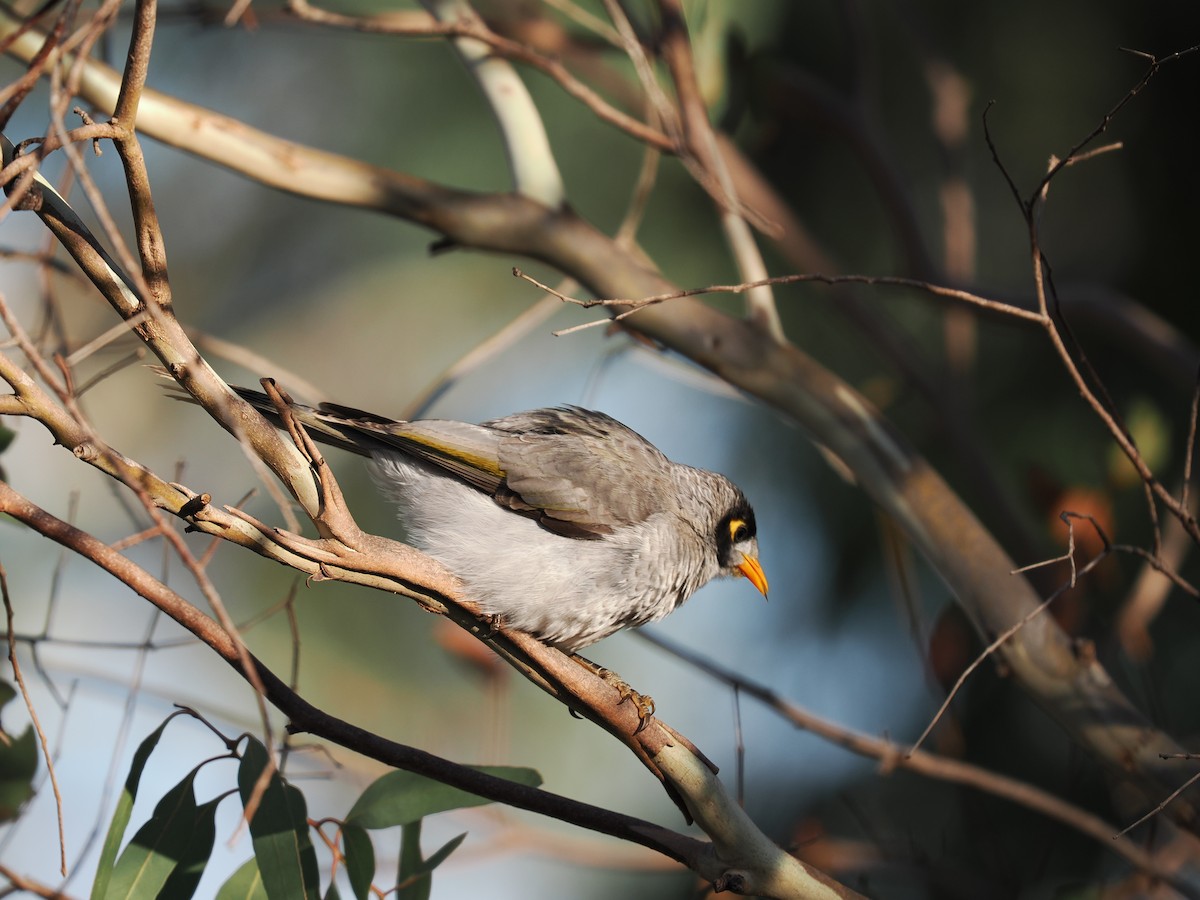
3 0 1200 897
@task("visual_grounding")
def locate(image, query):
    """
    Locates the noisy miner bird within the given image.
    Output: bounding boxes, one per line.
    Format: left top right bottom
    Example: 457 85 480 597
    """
230 386 768 653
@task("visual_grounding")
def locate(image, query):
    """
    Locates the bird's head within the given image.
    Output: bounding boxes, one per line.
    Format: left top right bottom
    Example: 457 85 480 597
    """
716 502 768 597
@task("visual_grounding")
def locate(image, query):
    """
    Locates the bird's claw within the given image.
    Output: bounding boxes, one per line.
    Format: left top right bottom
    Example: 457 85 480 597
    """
568 655 656 731
595 665 655 732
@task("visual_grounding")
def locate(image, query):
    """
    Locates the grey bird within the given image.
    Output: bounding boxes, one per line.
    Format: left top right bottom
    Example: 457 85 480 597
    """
230 387 768 652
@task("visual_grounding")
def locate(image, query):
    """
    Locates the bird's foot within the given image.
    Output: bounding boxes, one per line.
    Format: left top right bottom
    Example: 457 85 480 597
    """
570 655 655 732
473 613 503 641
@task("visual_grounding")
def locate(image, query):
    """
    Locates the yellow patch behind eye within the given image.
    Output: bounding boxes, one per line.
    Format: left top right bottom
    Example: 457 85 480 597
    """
728 518 748 542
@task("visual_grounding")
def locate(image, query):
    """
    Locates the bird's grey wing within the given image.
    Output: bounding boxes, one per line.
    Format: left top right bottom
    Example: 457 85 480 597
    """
495 426 673 538
229 392 665 531
227 387 507 493
337 416 507 495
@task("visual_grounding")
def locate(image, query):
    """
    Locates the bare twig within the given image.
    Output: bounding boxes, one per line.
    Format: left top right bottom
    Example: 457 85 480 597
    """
0 862 72 899
511 267 1047 336
908 592 1055 757
1011 511 1108 589
982 48 1200 551
1117 768 1200 839
0 563 67 876
1032 46 1200 205
1183 366 1200 513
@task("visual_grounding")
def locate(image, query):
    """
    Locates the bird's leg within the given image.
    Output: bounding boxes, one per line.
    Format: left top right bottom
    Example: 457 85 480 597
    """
568 653 655 730
473 612 503 641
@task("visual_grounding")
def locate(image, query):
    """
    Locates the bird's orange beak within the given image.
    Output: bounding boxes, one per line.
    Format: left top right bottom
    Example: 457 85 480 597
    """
737 555 769 598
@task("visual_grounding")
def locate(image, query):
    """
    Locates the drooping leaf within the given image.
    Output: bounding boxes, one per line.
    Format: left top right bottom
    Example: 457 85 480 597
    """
416 832 466 876
236 738 321 900
215 859 268 900
394 823 466 900
395 821 429 900
91 715 177 900
105 768 205 899
346 766 541 830
340 824 374 900
158 796 221 899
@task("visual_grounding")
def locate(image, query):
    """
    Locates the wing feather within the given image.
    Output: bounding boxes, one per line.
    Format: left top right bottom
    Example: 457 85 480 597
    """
229 391 667 538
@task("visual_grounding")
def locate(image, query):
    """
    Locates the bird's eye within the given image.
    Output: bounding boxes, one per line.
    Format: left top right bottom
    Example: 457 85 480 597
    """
728 518 749 544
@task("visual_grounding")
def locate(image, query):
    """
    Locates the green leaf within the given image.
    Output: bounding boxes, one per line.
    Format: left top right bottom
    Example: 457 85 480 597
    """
345 766 542 830
91 716 177 900
216 859 268 900
323 883 341 900
0 679 36 822
416 832 466 876
395 826 466 900
395 821 429 900
105 768 205 899
237 738 321 900
0 422 15 454
159 796 221 899
340 824 374 900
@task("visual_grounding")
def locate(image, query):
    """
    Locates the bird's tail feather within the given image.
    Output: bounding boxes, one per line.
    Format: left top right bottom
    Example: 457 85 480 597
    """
160 371 384 458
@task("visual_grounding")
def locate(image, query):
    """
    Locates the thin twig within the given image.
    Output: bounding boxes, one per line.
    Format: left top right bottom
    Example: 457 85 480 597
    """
908 592 1055 757
0 862 71 899
1032 45 1200 205
913 532 1114 756
1182 366 1200 514
512 267 1048 336
983 45 1200 552
1 563 67 876
1011 511 1096 589
1116 767 1200 839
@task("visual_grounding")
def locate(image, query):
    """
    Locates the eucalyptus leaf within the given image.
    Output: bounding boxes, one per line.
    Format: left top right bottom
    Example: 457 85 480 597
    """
105 769 204 899
90 716 177 900
340 824 374 900
237 738 321 900
215 859 268 900
346 766 541 830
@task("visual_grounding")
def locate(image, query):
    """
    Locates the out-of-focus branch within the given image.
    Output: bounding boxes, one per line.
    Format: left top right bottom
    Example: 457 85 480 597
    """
655 0 782 340
280 0 673 152
418 0 564 208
